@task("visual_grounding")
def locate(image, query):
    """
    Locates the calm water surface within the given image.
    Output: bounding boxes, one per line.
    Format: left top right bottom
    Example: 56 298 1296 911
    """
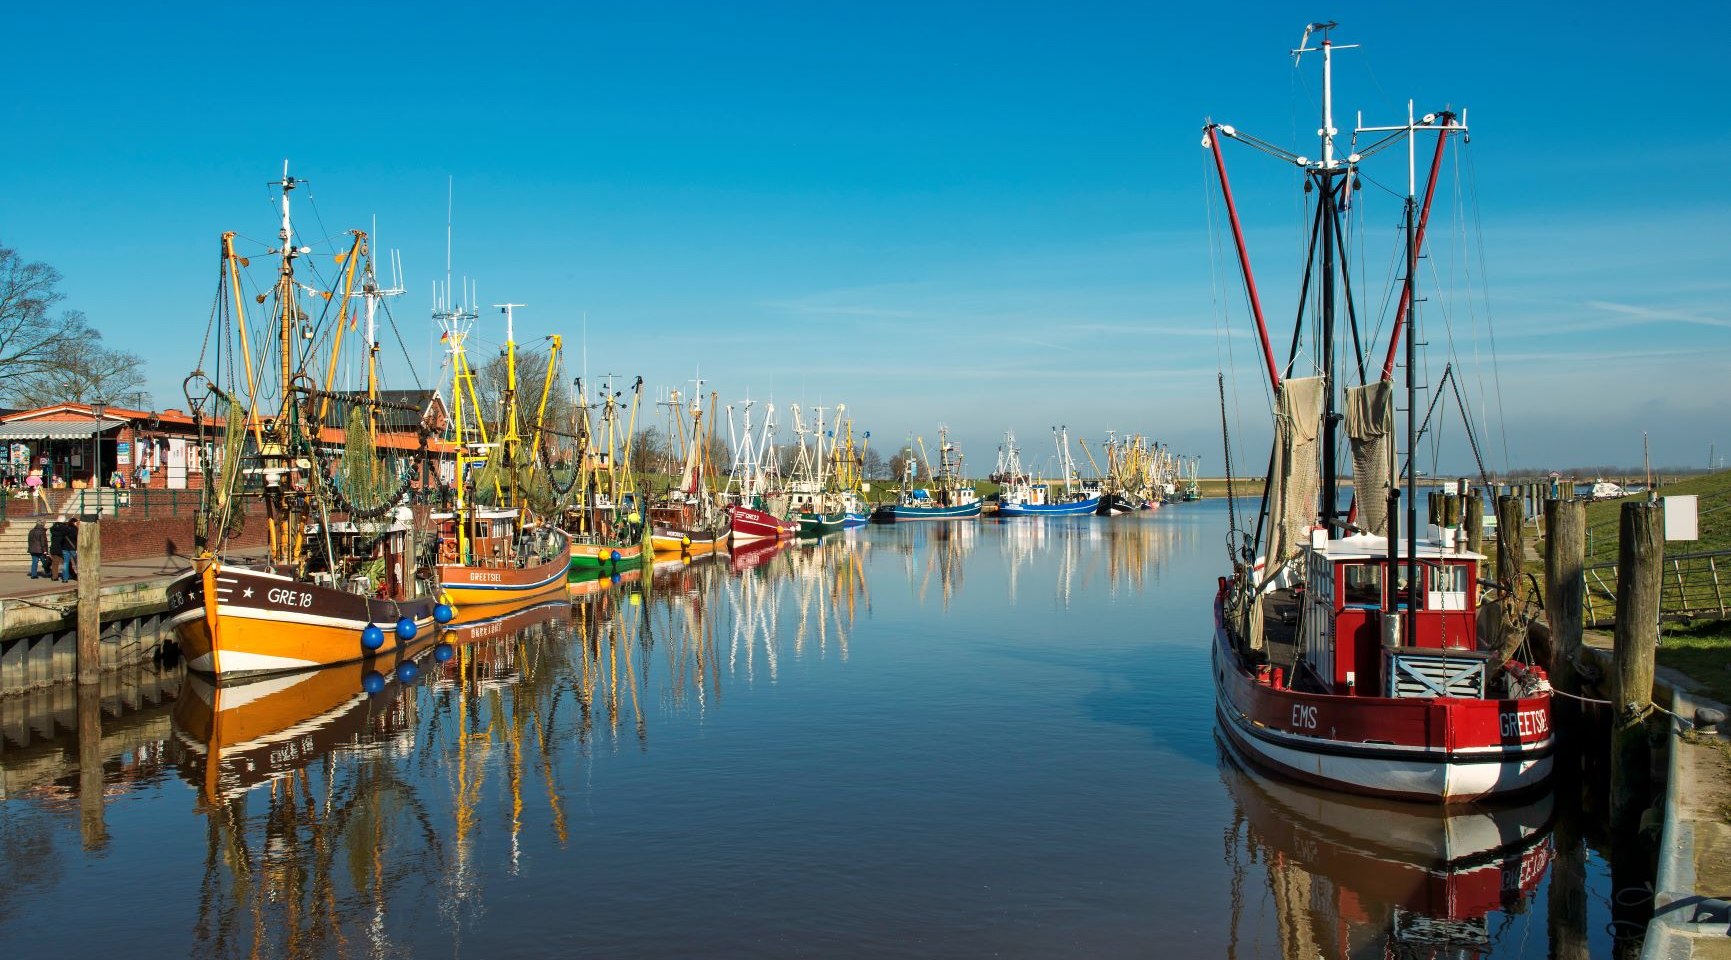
0 502 1621 957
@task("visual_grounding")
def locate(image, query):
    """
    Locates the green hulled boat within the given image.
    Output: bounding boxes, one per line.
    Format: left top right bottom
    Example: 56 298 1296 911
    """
569 538 646 572
796 510 847 540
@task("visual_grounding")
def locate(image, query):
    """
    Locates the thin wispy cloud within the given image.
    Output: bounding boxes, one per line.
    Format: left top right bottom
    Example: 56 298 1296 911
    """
1582 300 1731 330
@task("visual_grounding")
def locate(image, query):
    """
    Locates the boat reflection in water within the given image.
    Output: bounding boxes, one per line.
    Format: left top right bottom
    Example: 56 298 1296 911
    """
171 637 439 803
168 637 445 957
1218 731 1554 958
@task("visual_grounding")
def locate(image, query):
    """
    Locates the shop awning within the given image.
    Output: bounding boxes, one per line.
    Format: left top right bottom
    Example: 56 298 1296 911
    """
0 420 125 441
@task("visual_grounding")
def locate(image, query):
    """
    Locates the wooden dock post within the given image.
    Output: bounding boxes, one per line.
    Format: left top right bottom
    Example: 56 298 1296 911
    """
1465 489 1484 555
1486 495 1526 662
1545 498 1586 698
76 517 101 685
77 679 108 850
1610 501 1661 837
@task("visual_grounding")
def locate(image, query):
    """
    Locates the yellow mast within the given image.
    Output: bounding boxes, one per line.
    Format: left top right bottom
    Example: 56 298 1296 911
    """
220 233 267 454
315 232 365 425
527 334 562 488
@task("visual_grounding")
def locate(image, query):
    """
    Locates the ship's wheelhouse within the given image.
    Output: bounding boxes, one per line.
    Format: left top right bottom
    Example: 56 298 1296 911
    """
1298 534 1483 698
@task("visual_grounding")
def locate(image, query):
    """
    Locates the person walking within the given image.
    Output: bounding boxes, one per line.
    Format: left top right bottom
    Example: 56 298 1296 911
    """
25 471 49 514
27 519 49 579
49 516 74 582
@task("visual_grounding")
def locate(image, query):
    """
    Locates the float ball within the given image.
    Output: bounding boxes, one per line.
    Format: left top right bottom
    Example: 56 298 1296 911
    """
362 670 386 695
395 617 417 640
433 642 454 663
361 624 385 650
681 535 691 547
610 572 622 584
610 549 622 562
395 662 420 685
434 603 455 624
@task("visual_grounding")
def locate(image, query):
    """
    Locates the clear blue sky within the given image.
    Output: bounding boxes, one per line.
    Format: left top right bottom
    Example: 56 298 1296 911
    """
3 1 1726 474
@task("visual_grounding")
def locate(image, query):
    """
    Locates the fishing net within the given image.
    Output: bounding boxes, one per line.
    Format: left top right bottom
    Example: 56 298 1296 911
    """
339 407 391 510
1344 380 1394 537
195 400 250 546
1263 377 1323 591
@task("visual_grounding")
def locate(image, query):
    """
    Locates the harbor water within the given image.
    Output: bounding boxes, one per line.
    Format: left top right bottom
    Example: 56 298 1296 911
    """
0 501 1623 957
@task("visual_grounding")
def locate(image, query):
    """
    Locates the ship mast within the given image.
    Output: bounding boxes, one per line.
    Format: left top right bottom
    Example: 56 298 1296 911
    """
1293 22 1357 537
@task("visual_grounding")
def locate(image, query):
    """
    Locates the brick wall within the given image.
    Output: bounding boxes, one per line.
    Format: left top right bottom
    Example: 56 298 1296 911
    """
88 504 270 562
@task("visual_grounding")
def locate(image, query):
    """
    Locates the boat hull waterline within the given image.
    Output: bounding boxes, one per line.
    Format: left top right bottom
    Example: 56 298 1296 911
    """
436 526 573 618
167 562 438 680
728 504 798 543
871 501 983 522
997 494 1101 517
1212 596 1552 803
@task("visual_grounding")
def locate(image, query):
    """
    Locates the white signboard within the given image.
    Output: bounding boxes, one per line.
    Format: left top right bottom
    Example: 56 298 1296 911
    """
1664 495 1699 542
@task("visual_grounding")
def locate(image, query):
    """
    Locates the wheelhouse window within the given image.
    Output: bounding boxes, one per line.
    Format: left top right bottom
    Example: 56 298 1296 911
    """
1428 562 1472 611
1341 562 1382 607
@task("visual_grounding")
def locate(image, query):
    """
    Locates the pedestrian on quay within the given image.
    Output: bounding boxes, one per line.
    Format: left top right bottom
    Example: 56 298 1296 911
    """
25 471 49 514
27 519 49 579
49 515 75 582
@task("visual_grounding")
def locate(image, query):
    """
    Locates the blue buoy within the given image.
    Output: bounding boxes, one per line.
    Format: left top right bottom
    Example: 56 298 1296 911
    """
433 642 454 663
361 623 385 650
395 616 417 640
434 603 455 624
610 549 622 562
610 572 622 584
362 670 386 695
395 662 420 685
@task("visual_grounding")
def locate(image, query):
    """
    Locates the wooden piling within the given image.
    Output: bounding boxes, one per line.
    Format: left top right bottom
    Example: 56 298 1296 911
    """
76 517 101 684
1545 498 1586 697
77 679 107 850
1610 501 1661 837
1488 495 1526 663
1465 490 1484 555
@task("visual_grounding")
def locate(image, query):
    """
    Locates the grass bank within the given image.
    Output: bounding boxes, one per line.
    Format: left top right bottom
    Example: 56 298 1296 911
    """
1659 618 1731 707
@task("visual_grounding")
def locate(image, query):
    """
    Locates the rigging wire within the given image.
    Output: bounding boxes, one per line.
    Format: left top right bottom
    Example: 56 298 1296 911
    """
1462 141 1512 475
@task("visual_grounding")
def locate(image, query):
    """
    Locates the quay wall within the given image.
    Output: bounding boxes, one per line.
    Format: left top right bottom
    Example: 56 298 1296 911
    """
89 509 268 564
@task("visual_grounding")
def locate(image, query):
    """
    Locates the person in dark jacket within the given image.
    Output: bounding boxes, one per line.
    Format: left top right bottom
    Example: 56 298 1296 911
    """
27 520 48 579
49 517 75 582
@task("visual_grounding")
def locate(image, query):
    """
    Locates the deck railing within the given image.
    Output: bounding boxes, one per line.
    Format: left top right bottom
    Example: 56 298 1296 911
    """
1583 548 1730 626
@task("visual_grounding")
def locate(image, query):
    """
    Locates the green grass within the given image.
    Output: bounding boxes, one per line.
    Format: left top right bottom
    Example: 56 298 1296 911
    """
1658 618 1731 707
1583 468 1731 565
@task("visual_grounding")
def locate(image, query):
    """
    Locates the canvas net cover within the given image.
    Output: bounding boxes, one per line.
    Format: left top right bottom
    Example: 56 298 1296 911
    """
1344 380 1394 536
1262 376 1324 591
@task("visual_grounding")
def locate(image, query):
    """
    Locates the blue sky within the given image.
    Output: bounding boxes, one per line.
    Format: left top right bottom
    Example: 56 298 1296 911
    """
3 1 1727 474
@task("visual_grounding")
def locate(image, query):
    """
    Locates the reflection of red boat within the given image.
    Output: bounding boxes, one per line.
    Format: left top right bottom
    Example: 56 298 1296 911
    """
1218 730 1552 954
727 504 797 544
729 537 789 573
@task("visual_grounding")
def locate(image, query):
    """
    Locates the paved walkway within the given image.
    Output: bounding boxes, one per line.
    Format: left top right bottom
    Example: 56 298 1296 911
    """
0 552 210 602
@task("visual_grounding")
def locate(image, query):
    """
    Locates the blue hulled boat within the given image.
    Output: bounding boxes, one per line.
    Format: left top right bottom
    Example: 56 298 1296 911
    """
870 426 981 523
992 428 1100 518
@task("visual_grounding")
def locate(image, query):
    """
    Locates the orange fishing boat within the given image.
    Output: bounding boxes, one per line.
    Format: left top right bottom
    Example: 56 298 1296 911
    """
171 167 443 680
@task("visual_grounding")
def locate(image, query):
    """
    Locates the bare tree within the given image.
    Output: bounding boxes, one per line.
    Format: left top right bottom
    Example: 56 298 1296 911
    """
862 447 886 480
0 243 111 402
886 448 923 482
474 345 573 442
629 426 671 475
5 338 149 408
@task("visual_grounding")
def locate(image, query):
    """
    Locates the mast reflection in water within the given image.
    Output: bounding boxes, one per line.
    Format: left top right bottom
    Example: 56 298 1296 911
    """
0 506 1621 958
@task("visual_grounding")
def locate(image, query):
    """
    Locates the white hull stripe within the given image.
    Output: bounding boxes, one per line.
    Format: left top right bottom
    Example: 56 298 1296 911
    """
1216 694 1552 800
440 564 567 592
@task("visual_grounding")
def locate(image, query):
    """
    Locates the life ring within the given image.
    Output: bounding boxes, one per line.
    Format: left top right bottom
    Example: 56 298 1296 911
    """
438 539 459 565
